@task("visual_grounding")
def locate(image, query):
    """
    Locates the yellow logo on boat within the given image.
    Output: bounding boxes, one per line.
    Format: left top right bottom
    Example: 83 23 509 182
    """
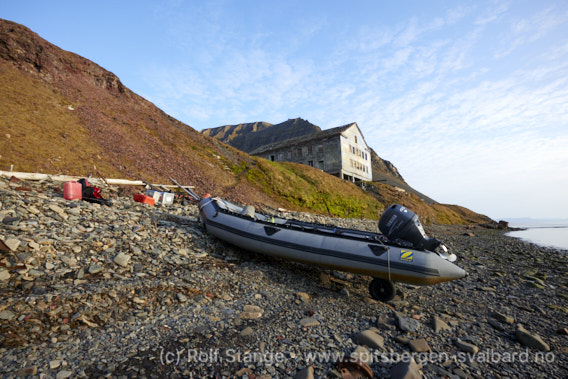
400 250 414 262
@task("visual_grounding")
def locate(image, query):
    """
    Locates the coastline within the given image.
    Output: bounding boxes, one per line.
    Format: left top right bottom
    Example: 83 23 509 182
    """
505 225 568 254
0 179 566 378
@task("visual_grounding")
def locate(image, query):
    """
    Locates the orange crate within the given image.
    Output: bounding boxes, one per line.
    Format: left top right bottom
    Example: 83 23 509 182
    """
133 193 155 206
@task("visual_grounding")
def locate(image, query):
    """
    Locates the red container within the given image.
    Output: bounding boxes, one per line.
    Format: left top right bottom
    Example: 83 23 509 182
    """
63 181 82 200
133 193 155 206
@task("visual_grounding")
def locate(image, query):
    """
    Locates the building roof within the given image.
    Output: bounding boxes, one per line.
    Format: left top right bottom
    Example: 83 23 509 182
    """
250 122 361 155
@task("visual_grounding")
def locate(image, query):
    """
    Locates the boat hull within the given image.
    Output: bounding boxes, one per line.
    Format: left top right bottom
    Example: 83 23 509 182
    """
199 198 466 286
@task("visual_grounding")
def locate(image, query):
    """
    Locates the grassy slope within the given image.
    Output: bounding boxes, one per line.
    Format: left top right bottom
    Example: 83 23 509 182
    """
0 62 115 174
239 158 383 219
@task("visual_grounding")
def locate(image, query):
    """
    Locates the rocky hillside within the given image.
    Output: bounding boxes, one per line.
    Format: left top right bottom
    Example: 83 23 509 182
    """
0 19 490 224
202 118 320 154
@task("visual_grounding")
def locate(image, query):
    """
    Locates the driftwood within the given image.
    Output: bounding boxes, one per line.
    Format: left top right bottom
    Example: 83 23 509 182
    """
0 171 193 189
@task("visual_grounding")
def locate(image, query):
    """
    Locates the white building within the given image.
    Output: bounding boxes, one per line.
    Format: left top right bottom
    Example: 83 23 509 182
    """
250 123 372 182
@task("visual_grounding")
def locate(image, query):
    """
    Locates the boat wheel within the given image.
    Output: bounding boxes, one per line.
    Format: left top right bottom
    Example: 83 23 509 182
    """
369 278 395 302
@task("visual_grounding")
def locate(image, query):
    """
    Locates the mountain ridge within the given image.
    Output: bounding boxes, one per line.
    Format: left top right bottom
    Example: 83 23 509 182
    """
203 118 321 154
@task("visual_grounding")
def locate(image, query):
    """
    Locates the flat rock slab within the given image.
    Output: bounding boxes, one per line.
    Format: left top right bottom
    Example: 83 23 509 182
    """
353 329 385 350
409 338 431 352
239 311 263 320
239 305 264 319
390 356 422 379
487 318 505 331
491 311 514 324
0 310 16 320
431 316 451 333
396 313 421 333
516 324 550 351
0 269 10 281
113 253 131 267
15 367 38 377
2 238 21 252
239 326 254 337
243 305 263 313
455 339 479 354
299 317 320 327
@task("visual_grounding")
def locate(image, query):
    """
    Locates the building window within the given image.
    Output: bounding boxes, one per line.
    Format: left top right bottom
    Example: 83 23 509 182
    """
287 151 292 159
308 145 313 154
297 148 303 157
318 160 324 170
355 136 358 144
308 160 314 167
317 145 323 154
270 155 275 161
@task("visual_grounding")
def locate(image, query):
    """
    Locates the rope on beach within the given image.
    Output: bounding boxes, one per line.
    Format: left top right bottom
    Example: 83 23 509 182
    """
387 249 391 282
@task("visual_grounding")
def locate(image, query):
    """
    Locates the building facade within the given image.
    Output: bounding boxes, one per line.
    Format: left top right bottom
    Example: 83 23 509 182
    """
250 123 372 182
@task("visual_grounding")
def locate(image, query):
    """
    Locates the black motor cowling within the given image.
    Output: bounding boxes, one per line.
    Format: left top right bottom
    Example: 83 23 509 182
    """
379 204 440 251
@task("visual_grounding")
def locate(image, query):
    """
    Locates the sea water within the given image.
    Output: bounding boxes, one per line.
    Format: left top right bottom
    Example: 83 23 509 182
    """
506 221 568 253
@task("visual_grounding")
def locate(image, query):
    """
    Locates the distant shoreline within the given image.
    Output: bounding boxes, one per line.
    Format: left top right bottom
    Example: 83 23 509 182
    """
505 225 568 253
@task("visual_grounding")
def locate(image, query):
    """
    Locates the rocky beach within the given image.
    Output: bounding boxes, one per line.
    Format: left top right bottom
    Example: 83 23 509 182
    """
1 177 567 378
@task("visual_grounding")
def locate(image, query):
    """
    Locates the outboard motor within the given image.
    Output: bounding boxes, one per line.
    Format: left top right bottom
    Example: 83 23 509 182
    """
379 204 441 251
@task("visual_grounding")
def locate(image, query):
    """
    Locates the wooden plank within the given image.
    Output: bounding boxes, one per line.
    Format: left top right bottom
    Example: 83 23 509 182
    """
156 185 171 192
0 171 194 189
0 171 146 186
148 184 194 190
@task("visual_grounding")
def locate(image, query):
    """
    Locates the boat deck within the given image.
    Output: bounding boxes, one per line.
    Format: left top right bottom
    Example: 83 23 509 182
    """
211 197 396 246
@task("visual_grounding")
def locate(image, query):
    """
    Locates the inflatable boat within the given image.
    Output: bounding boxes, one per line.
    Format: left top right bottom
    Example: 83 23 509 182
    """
198 196 466 301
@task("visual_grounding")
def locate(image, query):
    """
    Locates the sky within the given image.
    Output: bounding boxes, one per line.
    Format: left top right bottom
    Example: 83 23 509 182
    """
2 0 568 220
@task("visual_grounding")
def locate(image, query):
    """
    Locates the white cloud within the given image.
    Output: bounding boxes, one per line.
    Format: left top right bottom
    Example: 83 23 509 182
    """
494 5 568 58
474 1 509 26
